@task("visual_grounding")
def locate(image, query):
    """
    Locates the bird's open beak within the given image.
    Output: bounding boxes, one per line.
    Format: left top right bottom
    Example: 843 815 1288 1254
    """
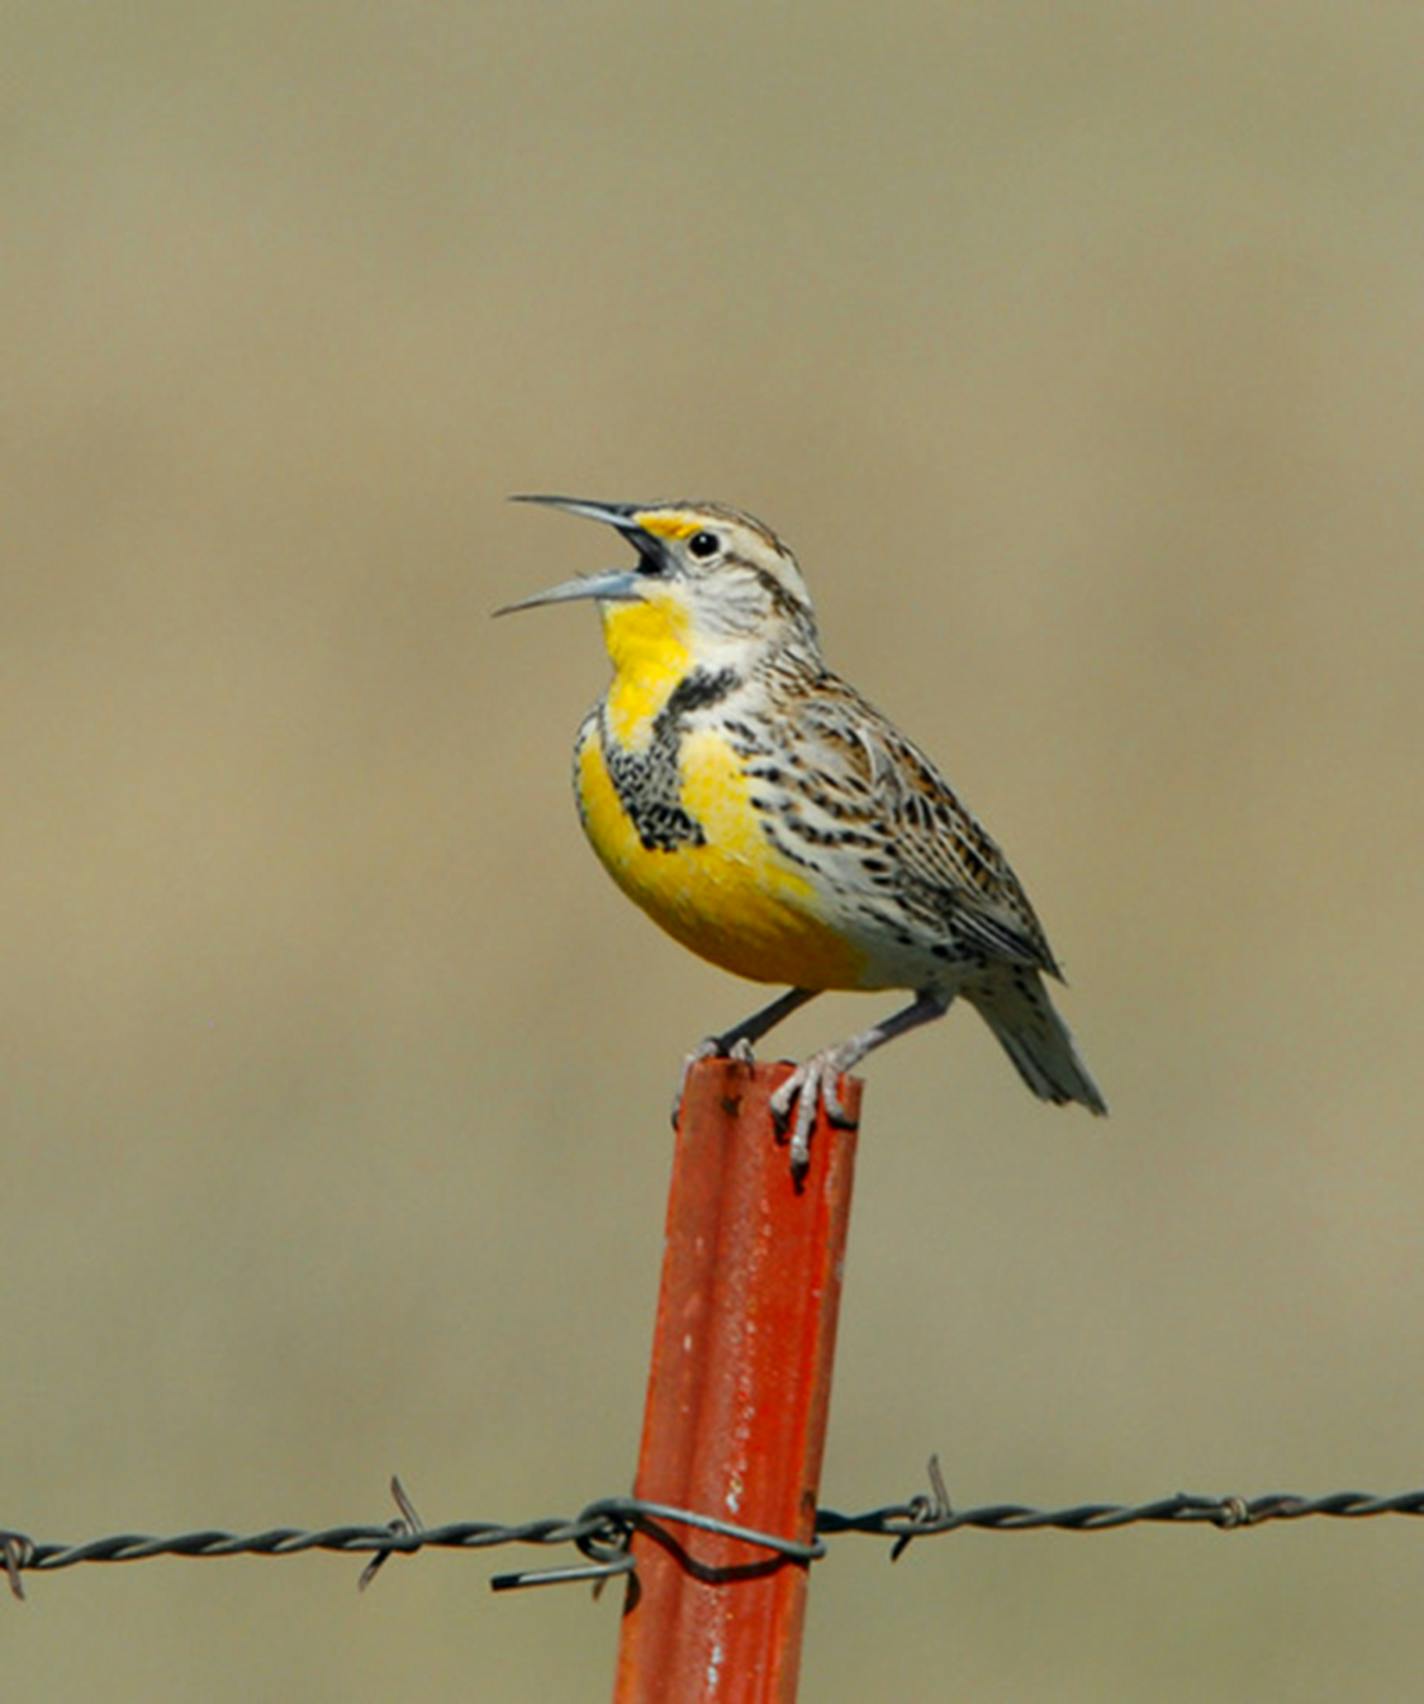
493 567 643 617
494 494 658 616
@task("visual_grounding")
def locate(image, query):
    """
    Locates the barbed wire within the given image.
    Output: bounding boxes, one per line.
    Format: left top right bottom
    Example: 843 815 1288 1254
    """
5 1460 1423 1603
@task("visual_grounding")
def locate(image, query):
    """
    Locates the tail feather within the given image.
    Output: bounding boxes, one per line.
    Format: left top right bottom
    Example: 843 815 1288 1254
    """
967 967 1107 1115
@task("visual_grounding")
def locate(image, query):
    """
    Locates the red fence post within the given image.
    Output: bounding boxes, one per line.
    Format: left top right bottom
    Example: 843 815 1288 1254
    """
613 1057 861 1703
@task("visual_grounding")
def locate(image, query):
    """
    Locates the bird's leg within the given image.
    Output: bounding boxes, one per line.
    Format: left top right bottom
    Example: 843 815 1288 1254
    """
674 988 821 1123
709 986 821 1059
770 989 953 1176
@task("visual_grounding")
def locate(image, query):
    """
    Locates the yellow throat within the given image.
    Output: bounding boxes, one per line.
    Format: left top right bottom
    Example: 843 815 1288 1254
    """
599 593 693 745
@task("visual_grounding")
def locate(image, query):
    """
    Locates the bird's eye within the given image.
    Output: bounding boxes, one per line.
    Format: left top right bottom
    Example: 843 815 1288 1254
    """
688 530 721 559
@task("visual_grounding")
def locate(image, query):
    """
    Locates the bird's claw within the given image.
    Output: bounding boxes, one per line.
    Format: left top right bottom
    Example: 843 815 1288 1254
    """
671 1034 757 1126
769 1049 857 1177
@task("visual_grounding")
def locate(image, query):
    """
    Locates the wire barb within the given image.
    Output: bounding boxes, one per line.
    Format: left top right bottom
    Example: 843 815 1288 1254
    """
1 1531 34 1602
357 1476 425 1593
889 1454 954 1561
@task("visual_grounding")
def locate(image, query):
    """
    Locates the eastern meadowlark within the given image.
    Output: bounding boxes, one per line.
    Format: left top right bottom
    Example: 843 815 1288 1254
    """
499 496 1106 1171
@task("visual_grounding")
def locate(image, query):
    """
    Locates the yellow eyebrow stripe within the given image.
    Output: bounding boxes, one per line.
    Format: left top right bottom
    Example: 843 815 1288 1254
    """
634 511 702 541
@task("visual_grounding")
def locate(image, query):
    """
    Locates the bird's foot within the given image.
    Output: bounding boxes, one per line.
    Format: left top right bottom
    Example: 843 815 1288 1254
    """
769 1047 858 1178
671 1034 756 1127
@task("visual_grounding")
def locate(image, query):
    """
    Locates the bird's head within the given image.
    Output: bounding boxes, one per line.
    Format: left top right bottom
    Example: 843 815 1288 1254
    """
498 496 819 675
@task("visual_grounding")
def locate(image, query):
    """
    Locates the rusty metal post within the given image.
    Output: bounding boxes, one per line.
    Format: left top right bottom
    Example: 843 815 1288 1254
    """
613 1057 861 1703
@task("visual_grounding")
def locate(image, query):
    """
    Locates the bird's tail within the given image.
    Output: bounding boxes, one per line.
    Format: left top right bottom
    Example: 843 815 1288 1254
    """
967 967 1107 1115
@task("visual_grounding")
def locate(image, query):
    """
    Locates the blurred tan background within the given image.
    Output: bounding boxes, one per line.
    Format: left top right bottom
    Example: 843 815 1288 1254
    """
5 3 1423 1698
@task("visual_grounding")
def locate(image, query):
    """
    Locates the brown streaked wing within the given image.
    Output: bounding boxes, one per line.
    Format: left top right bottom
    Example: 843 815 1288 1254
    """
781 671 1060 975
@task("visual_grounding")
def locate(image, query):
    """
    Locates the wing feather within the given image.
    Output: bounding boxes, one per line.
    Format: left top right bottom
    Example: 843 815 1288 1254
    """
774 669 1060 975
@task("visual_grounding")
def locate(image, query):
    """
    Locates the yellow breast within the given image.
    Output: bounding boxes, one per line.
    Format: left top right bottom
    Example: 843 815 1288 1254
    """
576 724 866 990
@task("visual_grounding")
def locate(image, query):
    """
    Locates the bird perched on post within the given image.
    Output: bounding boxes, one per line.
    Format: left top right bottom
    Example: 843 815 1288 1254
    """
498 496 1106 1173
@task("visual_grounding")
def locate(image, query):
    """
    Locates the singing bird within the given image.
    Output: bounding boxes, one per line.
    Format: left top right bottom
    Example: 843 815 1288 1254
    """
499 496 1105 1171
